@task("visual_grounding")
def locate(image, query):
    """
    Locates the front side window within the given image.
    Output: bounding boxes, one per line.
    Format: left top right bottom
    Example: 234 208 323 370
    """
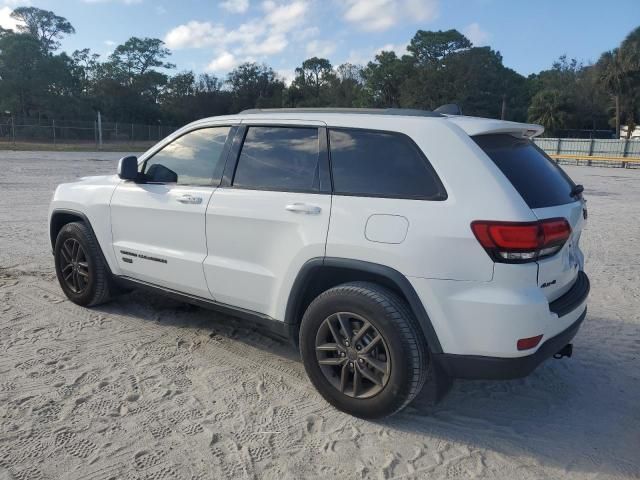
233 126 320 191
143 126 231 186
329 129 446 199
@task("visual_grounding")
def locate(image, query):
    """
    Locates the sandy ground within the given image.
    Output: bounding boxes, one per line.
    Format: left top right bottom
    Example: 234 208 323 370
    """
0 151 638 480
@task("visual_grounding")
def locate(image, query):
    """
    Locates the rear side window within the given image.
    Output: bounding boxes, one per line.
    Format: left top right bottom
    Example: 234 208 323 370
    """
473 134 575 209
329 129 446 199
233 126 319 192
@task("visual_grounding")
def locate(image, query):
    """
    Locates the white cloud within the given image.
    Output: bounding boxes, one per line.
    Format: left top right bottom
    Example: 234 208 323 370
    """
82 0 143 4
306 39 336 58
294 26 318 41
225 19 266 45
463 22 490 46
220 0 249 14
155 5 167 14
404 0 438 21
277 68 296 85
376 42 408 56
165 21 225 49
206 51 239 72
343 0 438 31
344 0 394 31
1 0 31 6
347 43 407 65
246 32 288 55
165 0 310 73
104 39 116 46
263 0 307 33
0 6 22 30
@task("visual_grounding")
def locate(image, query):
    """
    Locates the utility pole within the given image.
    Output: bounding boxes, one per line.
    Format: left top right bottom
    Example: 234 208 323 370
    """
501 94 507 120
11 114 15 146
97 111 103 149
615 95 620 139
52 119 56 145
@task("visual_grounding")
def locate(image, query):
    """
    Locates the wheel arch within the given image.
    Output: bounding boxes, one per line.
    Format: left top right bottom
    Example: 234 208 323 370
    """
50 208 116 276
50 209 95 249
285 257 443 353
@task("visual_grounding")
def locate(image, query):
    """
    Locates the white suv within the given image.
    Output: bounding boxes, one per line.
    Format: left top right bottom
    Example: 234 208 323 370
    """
49 108 590 418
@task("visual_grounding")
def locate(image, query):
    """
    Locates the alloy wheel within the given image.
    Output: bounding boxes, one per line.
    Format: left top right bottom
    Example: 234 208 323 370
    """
315 312 391 399
59 238 90 294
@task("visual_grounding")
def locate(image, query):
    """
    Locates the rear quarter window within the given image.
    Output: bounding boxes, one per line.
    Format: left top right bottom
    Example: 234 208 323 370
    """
329 128 446 200
473 134 575 209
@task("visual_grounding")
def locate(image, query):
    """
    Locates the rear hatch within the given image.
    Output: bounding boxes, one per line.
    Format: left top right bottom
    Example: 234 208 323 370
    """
473 134 586 302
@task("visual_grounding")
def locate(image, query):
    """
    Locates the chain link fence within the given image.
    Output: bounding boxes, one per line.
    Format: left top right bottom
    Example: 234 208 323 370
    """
2 116 640 168
0 116 179 149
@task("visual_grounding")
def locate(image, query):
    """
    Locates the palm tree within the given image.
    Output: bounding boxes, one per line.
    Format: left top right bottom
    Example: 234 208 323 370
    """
528 89 569 135
597 49 626 138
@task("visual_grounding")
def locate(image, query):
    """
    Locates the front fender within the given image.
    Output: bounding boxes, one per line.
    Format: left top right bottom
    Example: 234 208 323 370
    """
49 175 121 275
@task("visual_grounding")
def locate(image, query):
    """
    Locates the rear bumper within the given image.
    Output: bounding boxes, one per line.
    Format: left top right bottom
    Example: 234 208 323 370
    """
434 307 587 380
549 270 590 317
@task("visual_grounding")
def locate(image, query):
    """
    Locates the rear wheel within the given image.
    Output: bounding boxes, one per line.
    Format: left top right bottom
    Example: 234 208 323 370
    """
300 282 429 418
54 222 113 307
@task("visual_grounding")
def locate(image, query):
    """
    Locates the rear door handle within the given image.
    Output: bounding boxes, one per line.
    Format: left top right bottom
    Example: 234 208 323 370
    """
177 194 203 205
285 203 322 215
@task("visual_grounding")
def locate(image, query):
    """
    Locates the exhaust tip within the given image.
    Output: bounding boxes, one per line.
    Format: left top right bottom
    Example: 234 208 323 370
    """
553 343 573 359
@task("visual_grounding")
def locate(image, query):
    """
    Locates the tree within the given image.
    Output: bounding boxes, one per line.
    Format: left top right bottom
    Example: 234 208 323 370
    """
598 50 628 138
528 89 572 135
10 7 75 52
0 26 13 38
0 33 50 116
227 62 285 112
109 37 175 79
71 48 100 95
407 29 472 66
197 73 224 93
293 57 333 99
329 63 365 107
362 51 412 107
618 27 640 138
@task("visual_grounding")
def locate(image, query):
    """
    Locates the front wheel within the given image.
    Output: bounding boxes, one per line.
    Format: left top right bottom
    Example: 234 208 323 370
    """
54 221 113 307
299 282 429 418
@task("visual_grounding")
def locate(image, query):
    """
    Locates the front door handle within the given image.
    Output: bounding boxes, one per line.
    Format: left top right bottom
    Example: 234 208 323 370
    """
285 203 322 215
177 194 203 205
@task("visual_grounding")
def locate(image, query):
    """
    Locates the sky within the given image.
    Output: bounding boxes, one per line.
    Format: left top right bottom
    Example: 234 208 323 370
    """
0 0 638 84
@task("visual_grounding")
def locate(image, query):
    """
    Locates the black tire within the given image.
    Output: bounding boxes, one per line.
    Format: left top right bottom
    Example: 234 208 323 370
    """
54 221 113 307
299 281 429 418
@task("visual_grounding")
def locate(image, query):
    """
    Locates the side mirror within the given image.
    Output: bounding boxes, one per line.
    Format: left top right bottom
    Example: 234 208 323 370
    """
117 156 139 181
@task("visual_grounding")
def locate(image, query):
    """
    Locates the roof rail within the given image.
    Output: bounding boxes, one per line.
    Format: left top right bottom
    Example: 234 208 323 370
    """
239 107 444 118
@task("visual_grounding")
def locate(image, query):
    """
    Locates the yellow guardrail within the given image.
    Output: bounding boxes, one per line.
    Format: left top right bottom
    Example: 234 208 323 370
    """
548 154 640 164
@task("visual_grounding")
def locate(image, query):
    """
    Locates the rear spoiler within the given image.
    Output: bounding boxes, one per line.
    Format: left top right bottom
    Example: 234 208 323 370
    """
445 116 544 138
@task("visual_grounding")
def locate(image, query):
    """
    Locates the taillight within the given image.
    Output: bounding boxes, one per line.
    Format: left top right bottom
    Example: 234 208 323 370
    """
471 218 571 263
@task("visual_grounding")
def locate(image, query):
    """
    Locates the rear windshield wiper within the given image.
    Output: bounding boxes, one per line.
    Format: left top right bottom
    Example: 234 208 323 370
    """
570 184 584 198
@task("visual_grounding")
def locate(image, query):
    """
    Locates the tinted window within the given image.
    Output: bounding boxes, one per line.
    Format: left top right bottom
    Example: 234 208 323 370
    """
329 129 445 199
143 127 230 186
233 127 319 191
473 134 575 209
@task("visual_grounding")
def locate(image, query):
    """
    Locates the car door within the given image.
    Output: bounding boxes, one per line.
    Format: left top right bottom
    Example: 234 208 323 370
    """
110 125 232 299
203 120 331 319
